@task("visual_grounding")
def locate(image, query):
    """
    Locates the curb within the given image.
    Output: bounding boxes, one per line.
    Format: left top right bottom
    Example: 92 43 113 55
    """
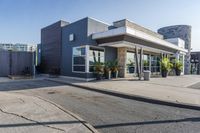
45 78 200 111
34 95 100 133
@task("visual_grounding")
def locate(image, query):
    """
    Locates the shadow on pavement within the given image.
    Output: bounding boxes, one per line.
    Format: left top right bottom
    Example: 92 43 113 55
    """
0 80 65 91
94 117 200 129
0 120 86 128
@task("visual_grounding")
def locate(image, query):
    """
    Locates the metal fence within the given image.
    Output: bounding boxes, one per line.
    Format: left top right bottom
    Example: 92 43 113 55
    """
0 50 34 77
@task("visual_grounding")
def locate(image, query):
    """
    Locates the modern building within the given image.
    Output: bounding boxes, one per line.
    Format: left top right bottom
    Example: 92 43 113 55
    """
191 51 200 74
0 43 37 52
41 21 69 73
41 17 188 80
158 25 192 74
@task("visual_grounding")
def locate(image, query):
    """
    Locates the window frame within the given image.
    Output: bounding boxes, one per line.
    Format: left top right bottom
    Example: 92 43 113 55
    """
126 51 136 74
72 45 105 73
89 46 105 73
72 46 87 73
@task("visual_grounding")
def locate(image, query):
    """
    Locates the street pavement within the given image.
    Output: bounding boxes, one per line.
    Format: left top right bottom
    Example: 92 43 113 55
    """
47 75 200 107
0 79 200 133
0 89 98 133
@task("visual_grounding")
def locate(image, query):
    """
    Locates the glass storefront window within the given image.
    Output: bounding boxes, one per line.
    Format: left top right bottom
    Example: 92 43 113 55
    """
126 52 135 74
89 47 105 72
143 54 150 70
151 55 160 74
72 46 86 72
73 47 85 56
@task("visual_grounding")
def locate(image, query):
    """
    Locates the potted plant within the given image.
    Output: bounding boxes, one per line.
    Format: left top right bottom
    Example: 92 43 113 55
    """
104 61 111 79
160 58 173 78
174 60 183 76
127 59 135 73
111 60 119 78
93 62 104 80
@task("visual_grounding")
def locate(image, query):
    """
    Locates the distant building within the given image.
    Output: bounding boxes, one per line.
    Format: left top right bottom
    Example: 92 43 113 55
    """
0 43 13 51
0 43 36 52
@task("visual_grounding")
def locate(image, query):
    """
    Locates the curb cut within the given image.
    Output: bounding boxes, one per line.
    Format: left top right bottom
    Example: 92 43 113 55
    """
34 95 100 133
45 78 200 111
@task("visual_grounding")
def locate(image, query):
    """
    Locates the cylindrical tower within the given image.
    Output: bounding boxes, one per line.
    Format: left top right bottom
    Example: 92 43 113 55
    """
158 25 192 74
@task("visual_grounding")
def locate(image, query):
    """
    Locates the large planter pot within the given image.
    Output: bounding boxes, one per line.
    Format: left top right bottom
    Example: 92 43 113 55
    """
128 67 135 73
105 71 111 79
161 70 168 78
112 71 118 78
175 69 181 76
95 73 103 80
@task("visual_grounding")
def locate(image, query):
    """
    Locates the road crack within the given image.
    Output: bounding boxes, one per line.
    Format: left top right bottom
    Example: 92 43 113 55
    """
0 107 65 132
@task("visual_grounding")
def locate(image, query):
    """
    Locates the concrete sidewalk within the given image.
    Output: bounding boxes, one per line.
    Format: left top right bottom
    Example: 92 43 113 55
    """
47 75 200 109
0 92 98 133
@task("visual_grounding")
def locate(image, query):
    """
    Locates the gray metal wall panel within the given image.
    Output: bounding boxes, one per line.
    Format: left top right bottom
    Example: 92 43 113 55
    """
11 52 33 75
61 18 88 78
0 51 10 76
105 46 117 62
0 51 33 76
41 21 69 73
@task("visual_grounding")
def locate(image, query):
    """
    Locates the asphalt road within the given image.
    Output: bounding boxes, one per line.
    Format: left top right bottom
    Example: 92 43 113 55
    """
1 80 200 133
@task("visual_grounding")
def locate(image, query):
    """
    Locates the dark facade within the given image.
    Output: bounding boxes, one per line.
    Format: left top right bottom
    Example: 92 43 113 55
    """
191 52 200 74
41 20 69 73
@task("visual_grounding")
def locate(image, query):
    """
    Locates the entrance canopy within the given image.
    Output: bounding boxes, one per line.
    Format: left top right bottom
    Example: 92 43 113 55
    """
92 26 187 54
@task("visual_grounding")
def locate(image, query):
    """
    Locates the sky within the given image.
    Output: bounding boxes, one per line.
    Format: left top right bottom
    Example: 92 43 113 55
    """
0 0 200 51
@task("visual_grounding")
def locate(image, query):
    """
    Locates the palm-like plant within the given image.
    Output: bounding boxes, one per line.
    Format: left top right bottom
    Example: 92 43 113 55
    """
94 62 104 80
110 60 119 78
104 61 112 79
173 59 183 76
160 58 173 77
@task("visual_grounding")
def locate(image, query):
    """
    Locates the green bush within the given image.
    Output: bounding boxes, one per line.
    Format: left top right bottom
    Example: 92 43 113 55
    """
160 58 173 72
110 60 119 73
173 59 183 71
94 62 104 74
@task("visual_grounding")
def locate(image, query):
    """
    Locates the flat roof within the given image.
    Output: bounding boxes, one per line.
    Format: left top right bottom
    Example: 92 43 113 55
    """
92 26 187 53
